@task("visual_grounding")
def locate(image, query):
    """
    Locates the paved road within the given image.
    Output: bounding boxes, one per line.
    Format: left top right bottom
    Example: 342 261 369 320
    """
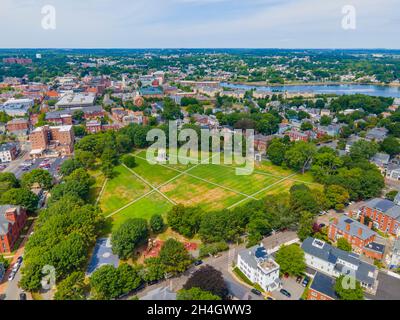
366 271 400 300
6 156 68 179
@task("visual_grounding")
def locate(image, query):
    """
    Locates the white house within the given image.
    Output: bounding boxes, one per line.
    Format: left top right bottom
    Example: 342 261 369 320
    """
237 244 280 292
301 237 378 294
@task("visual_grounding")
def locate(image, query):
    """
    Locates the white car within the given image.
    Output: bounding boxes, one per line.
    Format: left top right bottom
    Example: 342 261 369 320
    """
8 271 16 281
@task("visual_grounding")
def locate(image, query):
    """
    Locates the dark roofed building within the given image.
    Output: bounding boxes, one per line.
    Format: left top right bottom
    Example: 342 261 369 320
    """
308 272 337 300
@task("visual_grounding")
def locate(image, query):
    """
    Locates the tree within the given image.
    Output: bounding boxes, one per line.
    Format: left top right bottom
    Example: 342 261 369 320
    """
167 205 202 238
380 136 400 156
297 211 314 241
177 287 221 300
159 239 192 274
121 154 136 168
290 184 323 215
320 115 332 126
275 244 306 276
75 150 96 169
89 264 142 300
101 161 115 179
285 141 317 173
111 218 149 260
183 265 229 299
386 190 398 201
350 140 378 160
337 238 352 252
266 140 288 166
21 169 53 190
0 188 39 212
300 122 313 131
150 214 165 233
0 172 19 196
334 275 364 300
59 159 82 176
54 272 86 300
325 185 349 211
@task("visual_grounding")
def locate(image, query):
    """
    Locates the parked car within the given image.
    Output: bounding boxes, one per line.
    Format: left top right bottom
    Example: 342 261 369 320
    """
19 292 27 300
280 289 291 298
251 288 262 296
16 256 23 264
12 264 20 273
8 271 16 281
302 277 310 287
194 260 203 266
265 296 274 300
296 276 303 283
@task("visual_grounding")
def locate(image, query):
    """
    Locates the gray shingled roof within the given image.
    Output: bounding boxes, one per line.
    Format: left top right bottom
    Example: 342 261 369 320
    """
237 245 268 270
310 272 337 299
364 198 400 220
336 216 376 240
301 238 376 285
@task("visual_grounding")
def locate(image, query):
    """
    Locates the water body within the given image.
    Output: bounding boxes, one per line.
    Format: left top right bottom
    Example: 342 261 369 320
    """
220 83 400 98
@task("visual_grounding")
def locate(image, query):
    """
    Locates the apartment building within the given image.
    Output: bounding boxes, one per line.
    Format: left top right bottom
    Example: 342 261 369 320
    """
29 125 74 157
301 237 378 294
0 206 27 253
237 244 281 292
328 216 377 253
360 198 400 237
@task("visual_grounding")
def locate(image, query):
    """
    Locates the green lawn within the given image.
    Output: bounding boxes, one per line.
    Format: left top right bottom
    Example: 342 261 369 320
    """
110 192 173 231
99 165 150 215
98 150 322 229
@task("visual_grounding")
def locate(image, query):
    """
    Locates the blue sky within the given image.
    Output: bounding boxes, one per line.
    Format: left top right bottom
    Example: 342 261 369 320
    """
0 0 399 48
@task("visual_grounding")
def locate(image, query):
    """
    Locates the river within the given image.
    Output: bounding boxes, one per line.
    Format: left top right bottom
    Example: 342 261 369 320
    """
220 83 400 99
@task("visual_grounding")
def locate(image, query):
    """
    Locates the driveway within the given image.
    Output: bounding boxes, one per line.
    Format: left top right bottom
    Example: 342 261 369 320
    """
271 276 305 300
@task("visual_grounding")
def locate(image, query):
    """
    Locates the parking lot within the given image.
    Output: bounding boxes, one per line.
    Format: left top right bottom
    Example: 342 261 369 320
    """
271 276 307 300
10 156 68 179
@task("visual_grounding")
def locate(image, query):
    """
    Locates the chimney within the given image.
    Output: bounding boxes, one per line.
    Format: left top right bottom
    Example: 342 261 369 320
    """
5 208 17 223
346 223 351 232
360 215 365 225
358 228 363 237
368 221 373 229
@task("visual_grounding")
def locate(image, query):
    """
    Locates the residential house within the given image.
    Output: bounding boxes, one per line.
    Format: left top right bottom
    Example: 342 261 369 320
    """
0 205 27 253
366 127 388 142
0 143 19 163
328 215 377 253
371 153 390 171
362 242 386 261
237 244 281 292
307 272 337 301
385 163 400 181
360 198 400 237
301 237 378 293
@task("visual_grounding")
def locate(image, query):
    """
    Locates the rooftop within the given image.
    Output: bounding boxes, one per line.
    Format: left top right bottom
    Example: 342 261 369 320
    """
310 272 337 299
364 198 400 221
336 215 376 240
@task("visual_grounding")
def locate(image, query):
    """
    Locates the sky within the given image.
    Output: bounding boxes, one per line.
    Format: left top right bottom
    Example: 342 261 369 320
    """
0 0 399 48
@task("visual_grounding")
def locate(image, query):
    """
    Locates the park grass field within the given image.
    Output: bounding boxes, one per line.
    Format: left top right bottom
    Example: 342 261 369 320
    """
96 150 322 228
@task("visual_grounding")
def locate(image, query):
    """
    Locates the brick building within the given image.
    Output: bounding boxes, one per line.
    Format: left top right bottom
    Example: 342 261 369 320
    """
329 215 377 253
29 125 74 158
0 206 27 253
360 198 400 237
307 272 337 301
6 118 30 135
